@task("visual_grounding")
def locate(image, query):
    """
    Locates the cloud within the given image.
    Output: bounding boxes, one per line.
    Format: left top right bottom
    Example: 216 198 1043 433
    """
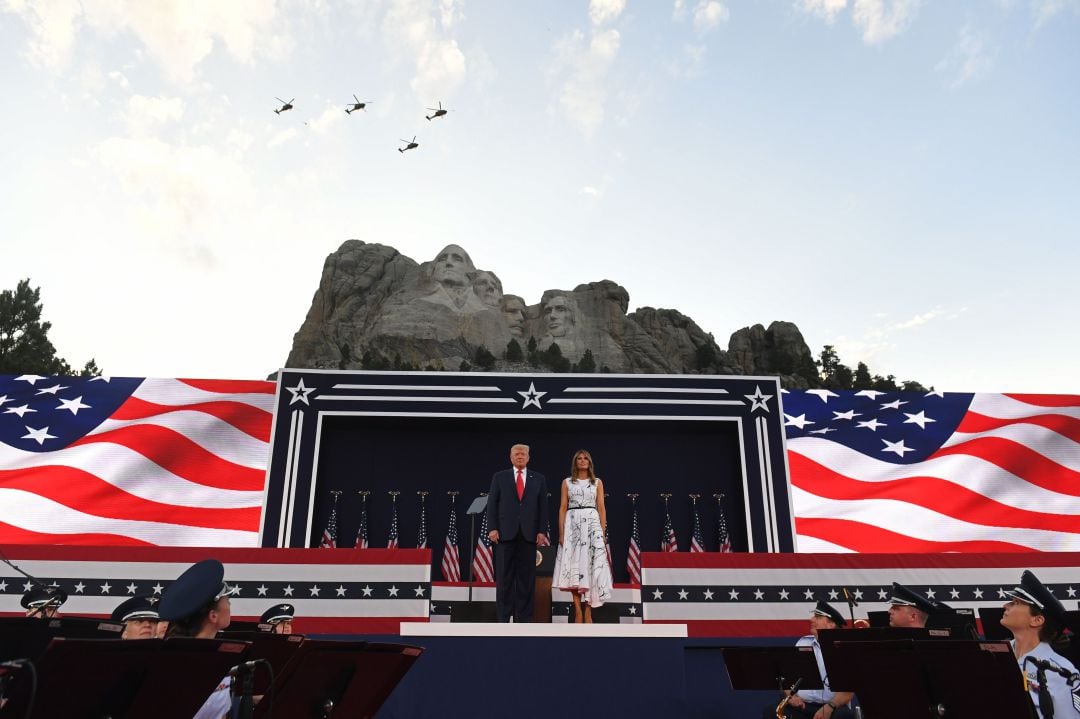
90 133 255 266
108 70 130 88
122 94 185 134
4 0 289 83
382 0 468 103
798 0 919 43
833 306 947 369
267 127 298 149
307 104 344 134
798 0 848 24
693 1 730 32
589 0 626 26
936 25 994 87
1033 0 1080 27
851 0 919 44
890 307 943 330
549 27 622 136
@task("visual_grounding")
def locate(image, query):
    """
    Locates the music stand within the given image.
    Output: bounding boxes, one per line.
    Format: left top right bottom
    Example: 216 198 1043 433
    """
213 631 305 695
254 639 423 718
719 646 824 692
928 607 978 639
0 638 147 718
0 616 122 662
866 610 889 628
123 637 252 719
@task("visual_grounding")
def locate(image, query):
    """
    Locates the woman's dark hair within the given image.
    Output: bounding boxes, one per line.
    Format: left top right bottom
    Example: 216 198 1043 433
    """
570 450 596 485
165 600 216 638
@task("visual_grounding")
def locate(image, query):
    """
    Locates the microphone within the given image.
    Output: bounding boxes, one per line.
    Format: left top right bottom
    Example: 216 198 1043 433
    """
228 660 260 678
1026 656 1080 682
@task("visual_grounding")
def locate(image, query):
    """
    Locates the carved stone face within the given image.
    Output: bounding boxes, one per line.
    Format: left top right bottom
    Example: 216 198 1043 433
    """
501 296 526 336
472 271 502 307
543 295 573 337
431 244 472 287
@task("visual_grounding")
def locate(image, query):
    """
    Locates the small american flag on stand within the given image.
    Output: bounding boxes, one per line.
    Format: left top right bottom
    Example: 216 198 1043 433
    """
604 492 613 568
689 494 705 553
715 493 732 553
441 492 461 582
386 491 400 549
416 491 428 549
661 493 678 552
320 491 341 548
354 491 370 549
471 510 495 583
626 494 641 584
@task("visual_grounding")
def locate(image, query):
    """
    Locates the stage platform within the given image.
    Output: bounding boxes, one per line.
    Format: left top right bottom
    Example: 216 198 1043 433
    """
399 621 686 637
346 627 784 719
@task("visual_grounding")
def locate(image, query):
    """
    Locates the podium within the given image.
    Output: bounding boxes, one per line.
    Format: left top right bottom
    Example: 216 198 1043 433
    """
534 544 556 623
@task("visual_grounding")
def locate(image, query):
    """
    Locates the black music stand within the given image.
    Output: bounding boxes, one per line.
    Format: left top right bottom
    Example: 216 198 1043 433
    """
213 631 305 695
928 607 978 639
719 645 824 692
824 637 1035 719
0 637 250 719
254 639 423 718
0 616 122 662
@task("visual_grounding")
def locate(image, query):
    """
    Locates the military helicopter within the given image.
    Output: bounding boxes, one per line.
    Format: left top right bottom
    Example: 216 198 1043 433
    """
273 97 294 114
345 95 371 114
398 136 419 153
425 101 448 121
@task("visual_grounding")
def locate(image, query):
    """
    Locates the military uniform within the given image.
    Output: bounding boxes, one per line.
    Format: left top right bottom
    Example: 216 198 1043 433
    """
1004 571 1080 719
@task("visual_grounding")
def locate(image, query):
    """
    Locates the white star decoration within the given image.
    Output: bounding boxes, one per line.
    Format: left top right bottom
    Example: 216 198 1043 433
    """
286 378 316 405
652 588 663 600
857 418 886 432
832 409 861 421
126 583 138 594
283 585 295 596
257 585 269 596
74 582 85 593
22 426 57 445
879 399 908 410
783 414 814 429
678 589 689 600
728 589 739 600
57 396 91 415
5 404 36 417
337 585 348 597
309 585 321 596
414 585 425 597
15 375 46 385
753 589 765 600
881 438 915 457
703 589 714 600
745 386 773 412
388 585 400 597
778 589 789 600
36 384 68 395
362 586 374 597
902 411 936 429
855 390 884 399
805 389 839 403
517 382 546 409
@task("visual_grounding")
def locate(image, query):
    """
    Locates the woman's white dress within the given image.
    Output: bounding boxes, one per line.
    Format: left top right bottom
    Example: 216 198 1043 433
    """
552 478 613 608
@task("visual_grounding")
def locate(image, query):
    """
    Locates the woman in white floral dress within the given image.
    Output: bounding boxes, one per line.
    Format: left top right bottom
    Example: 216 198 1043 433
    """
552 449 613 622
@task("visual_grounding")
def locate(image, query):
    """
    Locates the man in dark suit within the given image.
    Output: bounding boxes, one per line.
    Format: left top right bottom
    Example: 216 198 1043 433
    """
486 443 550 622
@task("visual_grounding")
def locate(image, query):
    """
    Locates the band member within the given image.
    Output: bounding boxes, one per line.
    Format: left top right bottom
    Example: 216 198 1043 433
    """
1001 570 1080 719
887 583 935 628
767 601 856 719
20 586 66 618
158 559 241 719
257 603 295 634
110 595 160 639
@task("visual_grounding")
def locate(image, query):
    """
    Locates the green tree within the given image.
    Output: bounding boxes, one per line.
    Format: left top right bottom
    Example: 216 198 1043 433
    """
0 279 99 376
872 374 899 392
576 348 597 373
853 362 873 390
459 360 472 372
540 343 571 373
817 345 853 390
695 342 717 371
504 338 524 362
474 345 496 371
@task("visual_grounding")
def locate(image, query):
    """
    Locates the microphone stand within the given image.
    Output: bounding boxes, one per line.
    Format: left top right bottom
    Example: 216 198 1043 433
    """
0 548 62 618
230 662 256 719
842 587 858 626
1024 657 1056 719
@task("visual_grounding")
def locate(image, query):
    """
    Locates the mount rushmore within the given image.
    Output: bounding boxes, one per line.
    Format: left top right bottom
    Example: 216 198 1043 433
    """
285 241 822 387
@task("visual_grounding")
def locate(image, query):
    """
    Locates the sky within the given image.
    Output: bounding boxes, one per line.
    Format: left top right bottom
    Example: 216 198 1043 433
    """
2 0 1078 393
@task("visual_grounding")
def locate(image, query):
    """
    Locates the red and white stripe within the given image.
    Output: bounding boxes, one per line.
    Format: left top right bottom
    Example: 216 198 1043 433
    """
471 539 494 583
790 393 1080 553
626 535 641 584
441 540 461 582
0 378 274 547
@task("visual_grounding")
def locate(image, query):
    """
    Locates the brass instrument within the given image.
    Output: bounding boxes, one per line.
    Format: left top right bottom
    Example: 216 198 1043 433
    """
775 677 803 719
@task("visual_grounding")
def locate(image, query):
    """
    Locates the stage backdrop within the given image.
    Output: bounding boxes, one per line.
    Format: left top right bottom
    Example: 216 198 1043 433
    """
1 373 1078 567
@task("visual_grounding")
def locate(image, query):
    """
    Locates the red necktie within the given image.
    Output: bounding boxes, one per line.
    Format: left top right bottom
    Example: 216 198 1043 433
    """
516 470 525 501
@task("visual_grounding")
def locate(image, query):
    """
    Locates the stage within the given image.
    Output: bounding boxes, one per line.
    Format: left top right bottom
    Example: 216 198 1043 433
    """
332 624 784 719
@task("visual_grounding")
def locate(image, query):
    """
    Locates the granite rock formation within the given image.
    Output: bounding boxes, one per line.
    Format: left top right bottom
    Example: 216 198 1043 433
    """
285 241 819 386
